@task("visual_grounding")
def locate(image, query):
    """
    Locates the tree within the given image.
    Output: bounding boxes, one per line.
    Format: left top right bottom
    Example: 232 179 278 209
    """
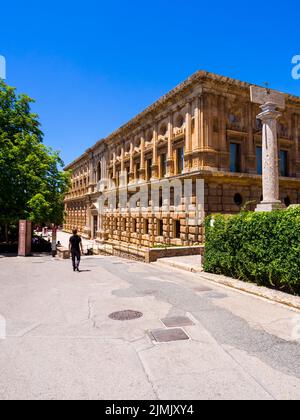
0 80 70 240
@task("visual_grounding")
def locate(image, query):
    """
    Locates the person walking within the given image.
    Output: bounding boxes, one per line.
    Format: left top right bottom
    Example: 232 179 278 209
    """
69 229 84 272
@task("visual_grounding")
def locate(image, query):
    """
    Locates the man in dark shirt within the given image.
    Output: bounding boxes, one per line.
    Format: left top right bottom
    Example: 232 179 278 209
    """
69 229 84 272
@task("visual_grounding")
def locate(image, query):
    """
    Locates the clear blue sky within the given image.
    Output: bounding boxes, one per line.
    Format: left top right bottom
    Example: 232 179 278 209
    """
1 0 299 165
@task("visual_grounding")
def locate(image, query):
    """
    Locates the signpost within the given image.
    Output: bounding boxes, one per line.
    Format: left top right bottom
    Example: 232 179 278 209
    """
250 86 286 212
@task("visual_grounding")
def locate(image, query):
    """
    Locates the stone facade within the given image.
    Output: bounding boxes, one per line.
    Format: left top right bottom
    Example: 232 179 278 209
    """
64 71 300 246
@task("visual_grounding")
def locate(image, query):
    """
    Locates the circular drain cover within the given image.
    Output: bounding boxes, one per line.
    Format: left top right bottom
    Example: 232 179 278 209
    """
109 310 143 321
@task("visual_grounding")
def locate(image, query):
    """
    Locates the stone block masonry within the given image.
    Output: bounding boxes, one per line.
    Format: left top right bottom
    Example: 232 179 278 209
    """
63 70 300 248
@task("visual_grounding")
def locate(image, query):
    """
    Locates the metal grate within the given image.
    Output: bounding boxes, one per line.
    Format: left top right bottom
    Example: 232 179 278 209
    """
150 328 190 343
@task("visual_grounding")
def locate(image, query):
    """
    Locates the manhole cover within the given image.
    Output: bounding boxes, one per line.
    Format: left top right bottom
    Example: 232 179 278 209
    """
150 328 190 343
109 310 143 321
161 316 195 328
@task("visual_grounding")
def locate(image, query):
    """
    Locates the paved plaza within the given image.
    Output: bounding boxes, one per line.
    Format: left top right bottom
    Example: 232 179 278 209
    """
1 253 300 400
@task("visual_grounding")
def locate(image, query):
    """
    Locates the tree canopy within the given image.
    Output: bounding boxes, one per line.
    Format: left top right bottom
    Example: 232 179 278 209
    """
0 80 70 228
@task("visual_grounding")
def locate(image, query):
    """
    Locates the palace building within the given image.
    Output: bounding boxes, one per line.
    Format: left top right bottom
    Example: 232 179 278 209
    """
63 71 300 247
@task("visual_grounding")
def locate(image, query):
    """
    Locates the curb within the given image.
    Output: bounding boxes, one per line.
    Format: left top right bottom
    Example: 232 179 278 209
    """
157 259 204 274
156 260 300 312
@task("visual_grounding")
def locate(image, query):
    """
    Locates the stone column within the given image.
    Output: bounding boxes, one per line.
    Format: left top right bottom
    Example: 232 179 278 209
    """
294 114 300 177
88 154 94 193
112 152 116 180
167 114 174 176
152 126 159 179
207 94 214 148
218 96 228 171
120 144 125 186
255 102 283 212
194 97 201 152
184 103 192 172
129 140 134 184
140 134 146 181
247 104 257 174
83 201 92 239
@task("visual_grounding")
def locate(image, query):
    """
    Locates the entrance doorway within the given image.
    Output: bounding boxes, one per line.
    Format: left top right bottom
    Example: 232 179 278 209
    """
93 215 98 239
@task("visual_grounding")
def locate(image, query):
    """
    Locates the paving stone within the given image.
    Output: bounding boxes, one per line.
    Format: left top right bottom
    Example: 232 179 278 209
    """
150 328 190 343
161 316 195 328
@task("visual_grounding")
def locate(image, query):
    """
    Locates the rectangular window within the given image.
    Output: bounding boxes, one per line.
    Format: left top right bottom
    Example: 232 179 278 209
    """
157 219 164 237
174 220 181 239
144 219 149 235
126 168 130 185
160 153 167 178
177 147 184 174
135 162 140 180
132 219 137 233
230 143 241 173
256 146 262 175
147 159 152 181
280 150 288 177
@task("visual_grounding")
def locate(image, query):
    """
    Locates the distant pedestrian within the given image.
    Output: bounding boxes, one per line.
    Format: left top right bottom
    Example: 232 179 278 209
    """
69 229 83 272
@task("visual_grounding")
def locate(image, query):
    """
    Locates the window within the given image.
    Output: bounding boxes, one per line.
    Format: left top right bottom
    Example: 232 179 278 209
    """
157 219 163 237
126 167 130 184
132 219 137 233
160 153 167 178
135 162 140 181
256 119 262 130
256 146 262 175
177 147 184 174
146 159 152 181
280 151 288 177
284 196 291 207
170 187 175 207
230 143 241 173
144 219 149 235
174 220 181 239
159 189 163 208
229 114 238 124
97 162 101 182
234 193 243 207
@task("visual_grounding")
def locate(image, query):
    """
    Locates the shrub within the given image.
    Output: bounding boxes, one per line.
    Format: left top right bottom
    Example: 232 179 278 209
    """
204 207 300 295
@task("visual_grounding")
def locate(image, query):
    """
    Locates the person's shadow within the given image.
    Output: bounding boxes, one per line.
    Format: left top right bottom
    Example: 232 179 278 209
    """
78 269 92 273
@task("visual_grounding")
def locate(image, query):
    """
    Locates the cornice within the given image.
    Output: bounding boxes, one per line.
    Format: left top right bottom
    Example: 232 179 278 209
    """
64 70 300 171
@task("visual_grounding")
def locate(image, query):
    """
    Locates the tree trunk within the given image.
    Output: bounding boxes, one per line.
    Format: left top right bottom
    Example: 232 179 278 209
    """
4 224 8 243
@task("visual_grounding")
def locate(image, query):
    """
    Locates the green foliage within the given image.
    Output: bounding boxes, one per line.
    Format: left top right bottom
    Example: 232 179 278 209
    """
0 80 71 227
204 208 300 295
